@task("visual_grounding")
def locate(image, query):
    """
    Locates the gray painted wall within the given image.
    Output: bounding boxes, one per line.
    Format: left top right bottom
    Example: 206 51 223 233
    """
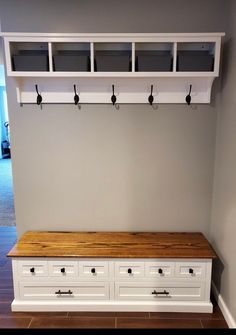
2 0 236 322
0 0 225 237
9 100 217 235
0 43 3 64
0 0 227 33
210 0 236 323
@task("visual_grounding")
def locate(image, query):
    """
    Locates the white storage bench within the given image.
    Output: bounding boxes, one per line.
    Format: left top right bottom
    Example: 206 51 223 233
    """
8 231 217 313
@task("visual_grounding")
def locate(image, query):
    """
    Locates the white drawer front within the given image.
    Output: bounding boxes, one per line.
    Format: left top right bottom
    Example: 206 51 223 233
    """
115 281 205 301
115 261 144 279
145 261 174 278
20 282 109 300
18 260 48 277
78 261 109 280
48 261 78 277
175 262 206 279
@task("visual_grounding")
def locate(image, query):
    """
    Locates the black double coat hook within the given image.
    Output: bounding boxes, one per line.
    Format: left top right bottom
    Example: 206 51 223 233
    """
111 85 117 105
74 85 79 105
186 85 192 105
148 85 154 105
35 85 42 105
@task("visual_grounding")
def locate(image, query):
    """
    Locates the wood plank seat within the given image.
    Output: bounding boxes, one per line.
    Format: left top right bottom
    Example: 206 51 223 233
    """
8 232 217 259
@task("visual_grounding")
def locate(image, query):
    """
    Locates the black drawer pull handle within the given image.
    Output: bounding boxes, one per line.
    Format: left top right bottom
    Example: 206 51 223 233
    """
127 268 132 274
152 290 169 295
189 268 194 274
61 268 66 273
55 290 73 295
30 267 35 273
158 268 163 274
91 268 96 274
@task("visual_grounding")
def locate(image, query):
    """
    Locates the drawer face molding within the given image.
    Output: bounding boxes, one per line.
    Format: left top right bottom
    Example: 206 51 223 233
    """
18 260 48 277
20 282 110 300
48 261 78 277
115 281 205 301
115 261 145 279
145 261 175 278
78 261 109 280
175 262 206 279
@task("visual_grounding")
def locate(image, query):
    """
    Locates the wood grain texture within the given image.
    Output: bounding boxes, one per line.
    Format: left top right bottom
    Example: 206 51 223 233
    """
116 317 202 328
200 319 229 328
7 231 217 258
0 317 32 328
29 317 115 328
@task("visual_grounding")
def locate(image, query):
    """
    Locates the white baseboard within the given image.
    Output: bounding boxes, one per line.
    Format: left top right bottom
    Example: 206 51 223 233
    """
212 281 236 328
11 299 213 313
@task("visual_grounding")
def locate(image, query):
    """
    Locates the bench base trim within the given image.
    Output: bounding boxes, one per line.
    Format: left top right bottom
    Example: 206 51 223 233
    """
11 299 213 313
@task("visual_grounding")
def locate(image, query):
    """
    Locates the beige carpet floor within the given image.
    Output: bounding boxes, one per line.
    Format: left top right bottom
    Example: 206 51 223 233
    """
0 159 15 226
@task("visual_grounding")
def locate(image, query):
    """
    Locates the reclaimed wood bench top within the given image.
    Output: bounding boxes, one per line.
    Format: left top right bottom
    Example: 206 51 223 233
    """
7 231 217 258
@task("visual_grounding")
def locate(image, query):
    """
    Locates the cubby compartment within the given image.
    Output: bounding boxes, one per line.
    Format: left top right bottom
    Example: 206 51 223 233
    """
11 42 49 72
177 42 215 72
94 43 132 72
135 43 173 72
52 42 90 72
2 32 224 104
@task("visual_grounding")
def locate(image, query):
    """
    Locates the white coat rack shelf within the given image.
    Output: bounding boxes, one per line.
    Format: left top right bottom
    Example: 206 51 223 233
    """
0 33 225 104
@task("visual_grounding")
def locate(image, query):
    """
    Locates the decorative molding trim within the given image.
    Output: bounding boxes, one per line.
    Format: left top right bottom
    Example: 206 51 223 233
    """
11 299 213 313
0 32 226 38
212 281 236 329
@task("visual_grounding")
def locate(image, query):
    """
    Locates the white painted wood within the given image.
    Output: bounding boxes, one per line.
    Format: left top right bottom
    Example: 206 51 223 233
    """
10 257 213 312
173 42 177 72
109 262 115 281
109 281 115 301
90 42 94 73
1 32 224 104
175 261 206 279
115 281 205 301
115 261 145 279
14 76 216 104
4 37 12 75
12 260 20 300
16 90 212 104
212 281 236 329
19 281 110 300
48 42 53 72
7 71 218 78
213 38 222 76
17 260 48 277
131 42 135 73
0 32 225 39
145 261 175 278
204 261 212 302
11 299 213 313
78 261 109 280
48 260 78 277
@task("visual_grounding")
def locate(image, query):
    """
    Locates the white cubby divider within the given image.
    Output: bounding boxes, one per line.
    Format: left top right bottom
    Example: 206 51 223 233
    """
0 32 225 104
90 42 94 73
48 42 53 72
132 42 135 73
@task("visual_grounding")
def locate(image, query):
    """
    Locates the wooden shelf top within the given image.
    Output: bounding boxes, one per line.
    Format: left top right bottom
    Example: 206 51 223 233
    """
7 231 217 259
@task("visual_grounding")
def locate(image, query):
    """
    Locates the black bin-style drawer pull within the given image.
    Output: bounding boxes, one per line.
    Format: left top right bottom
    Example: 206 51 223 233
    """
30 267 35 273
127 268 132 274
151 289 169 295
55 289 73 295
91 268 96 274
189 268 194 274
61 268 66 273
158 268 163 274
